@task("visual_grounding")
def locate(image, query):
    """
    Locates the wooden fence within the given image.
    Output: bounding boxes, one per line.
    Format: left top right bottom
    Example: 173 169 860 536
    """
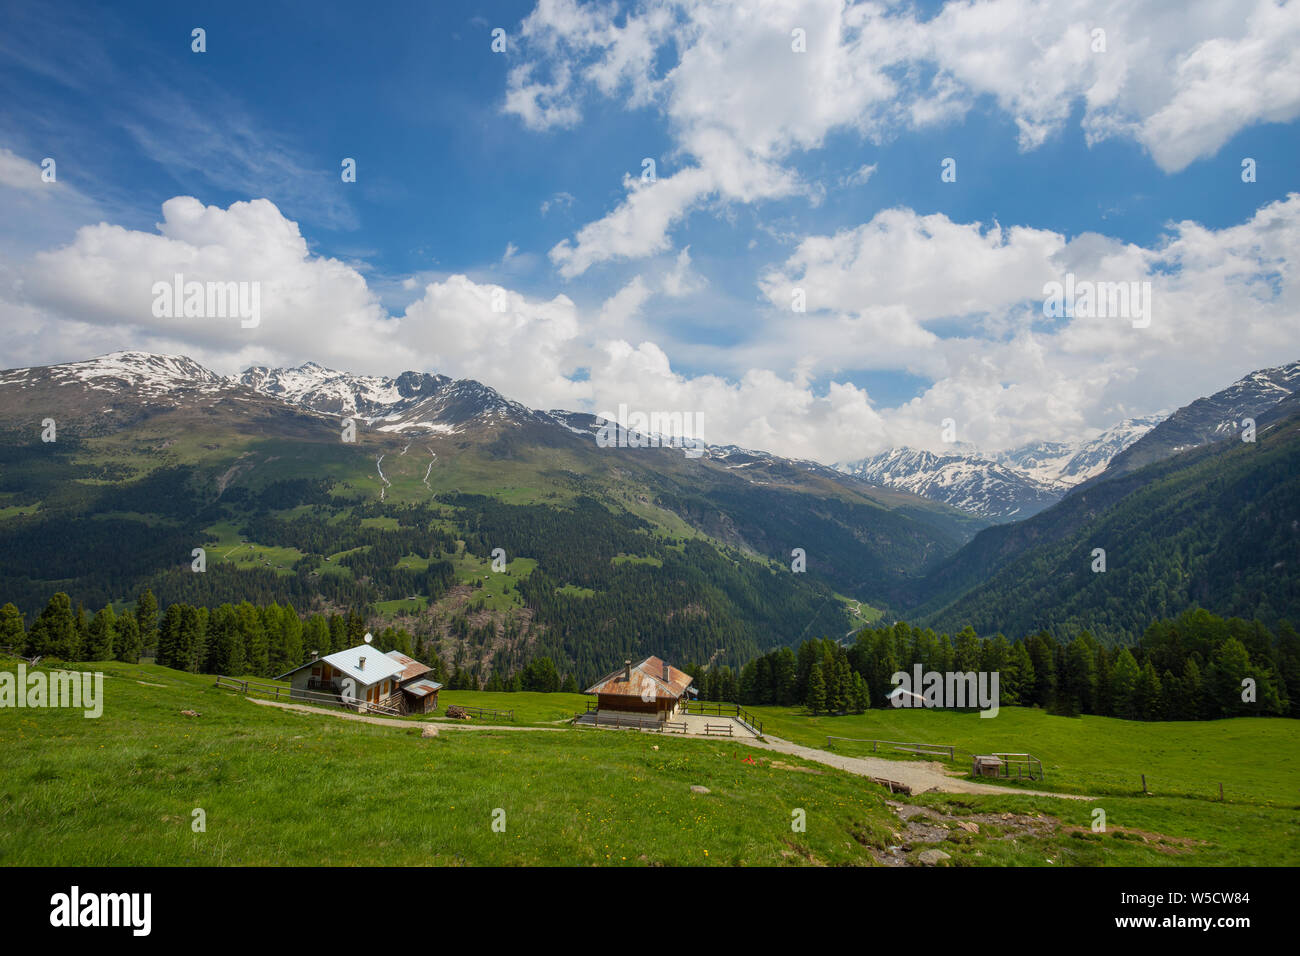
826 736 956 761
574 711 665 731
445 704 514 721
684 700 764 736
988 752 1044 781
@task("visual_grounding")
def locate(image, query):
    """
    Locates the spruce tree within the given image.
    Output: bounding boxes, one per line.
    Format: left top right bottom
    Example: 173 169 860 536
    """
807 661 827 715
0 603 26 655
86 605 116 661
28 593 78 661
135 589 159 654
113 614 142 663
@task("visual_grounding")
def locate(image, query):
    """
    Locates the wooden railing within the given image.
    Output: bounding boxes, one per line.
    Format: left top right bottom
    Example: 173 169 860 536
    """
988 752 1044 781
573 711 664 731
445 704 514 721
683 700 764 736
826 736 957 761
702 722 734 737
214 676 405 718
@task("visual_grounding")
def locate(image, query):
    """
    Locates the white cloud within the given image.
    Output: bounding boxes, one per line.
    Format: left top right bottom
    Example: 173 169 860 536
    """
509 0 1300 275
6 193 1300 466
661 246 706 297
597 275 652 328
840 163 877 188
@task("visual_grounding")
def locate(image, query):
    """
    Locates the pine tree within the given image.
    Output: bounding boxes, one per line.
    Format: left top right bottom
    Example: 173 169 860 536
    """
807 661 826 715
849 672 870 713
27 593 78 661
0 602 26 655
135 589 159 654
156 604 185 669
85 605 116 661
113 614 142 663
1135 661 1164 720
238 602 268 676
1110 648 1141 719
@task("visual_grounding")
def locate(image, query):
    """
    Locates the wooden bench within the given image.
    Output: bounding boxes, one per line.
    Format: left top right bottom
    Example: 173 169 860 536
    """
703 722 734 737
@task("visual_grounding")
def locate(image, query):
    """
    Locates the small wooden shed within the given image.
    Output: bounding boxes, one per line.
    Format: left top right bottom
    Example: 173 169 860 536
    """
972 755 1004 778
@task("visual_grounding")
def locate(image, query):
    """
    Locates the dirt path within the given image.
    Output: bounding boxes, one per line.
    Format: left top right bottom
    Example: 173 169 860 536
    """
749 734 1094 800
248 699 1092 800
247 698 565 733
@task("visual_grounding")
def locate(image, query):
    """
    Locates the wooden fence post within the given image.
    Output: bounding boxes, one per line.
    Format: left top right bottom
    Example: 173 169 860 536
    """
1141 774 1148 794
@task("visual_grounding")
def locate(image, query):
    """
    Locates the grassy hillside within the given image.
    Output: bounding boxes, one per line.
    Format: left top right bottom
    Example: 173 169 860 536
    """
2 659 1296 866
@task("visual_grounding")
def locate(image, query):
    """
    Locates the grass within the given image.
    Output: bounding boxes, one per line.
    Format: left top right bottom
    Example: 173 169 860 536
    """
374 597 428 617
3 660 1295 866
0 661 900 866
449 551 535 611
748 704 1300 805
202 519 304 575
435 690 589 724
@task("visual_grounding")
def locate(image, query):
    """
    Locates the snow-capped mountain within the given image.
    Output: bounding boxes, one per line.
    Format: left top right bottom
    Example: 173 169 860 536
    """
834 417 1162 521
0 350 228 400
834 447 1065 521
0 350 250 434
238 362 545 435
10 351 1295 526
996 416 1166 486
1088 359 1300 483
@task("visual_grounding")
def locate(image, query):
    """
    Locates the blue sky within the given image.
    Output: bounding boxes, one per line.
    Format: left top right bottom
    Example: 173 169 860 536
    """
3 0 1299 462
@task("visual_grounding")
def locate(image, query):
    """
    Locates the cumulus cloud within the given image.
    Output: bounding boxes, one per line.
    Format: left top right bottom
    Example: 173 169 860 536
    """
6 194 1300 465
508 0 1300 275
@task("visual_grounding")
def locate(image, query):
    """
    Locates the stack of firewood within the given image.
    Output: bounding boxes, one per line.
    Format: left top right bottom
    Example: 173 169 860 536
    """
445 705 472 720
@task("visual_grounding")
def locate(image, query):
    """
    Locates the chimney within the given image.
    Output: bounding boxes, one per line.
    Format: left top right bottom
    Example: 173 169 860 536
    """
310 650 319 661
358 656 366 670
623 660 631 682
662 660 669 682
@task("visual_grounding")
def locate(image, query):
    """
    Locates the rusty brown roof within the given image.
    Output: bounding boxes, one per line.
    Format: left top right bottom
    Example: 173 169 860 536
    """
402 678 443 697
385 650 433 683
584 656 693 699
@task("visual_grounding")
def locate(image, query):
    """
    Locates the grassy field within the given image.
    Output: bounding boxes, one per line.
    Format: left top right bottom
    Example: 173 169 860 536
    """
748 705 1300 805
2 660 1296 866
436 689 588 724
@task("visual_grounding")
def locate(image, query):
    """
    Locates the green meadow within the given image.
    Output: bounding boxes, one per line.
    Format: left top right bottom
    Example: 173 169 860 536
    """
1 659 1296 866
748 705 1300 804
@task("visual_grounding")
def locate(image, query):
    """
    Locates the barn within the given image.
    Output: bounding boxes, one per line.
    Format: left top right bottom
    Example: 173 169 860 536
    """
585 656 694 721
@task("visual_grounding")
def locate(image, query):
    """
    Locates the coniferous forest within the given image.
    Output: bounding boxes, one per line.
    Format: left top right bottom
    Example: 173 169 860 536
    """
5 586 1294 723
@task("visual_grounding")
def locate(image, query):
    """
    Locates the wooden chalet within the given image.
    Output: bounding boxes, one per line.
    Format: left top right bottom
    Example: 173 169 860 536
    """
585 656 694 720
275 645 442 715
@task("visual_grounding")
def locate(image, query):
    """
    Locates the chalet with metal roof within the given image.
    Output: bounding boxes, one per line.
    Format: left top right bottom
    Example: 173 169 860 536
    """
585 656 694 719
276 644 439 715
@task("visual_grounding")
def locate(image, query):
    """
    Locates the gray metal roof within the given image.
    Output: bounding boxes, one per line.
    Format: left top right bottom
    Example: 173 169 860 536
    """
402 678 443 697
321 644 405 685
